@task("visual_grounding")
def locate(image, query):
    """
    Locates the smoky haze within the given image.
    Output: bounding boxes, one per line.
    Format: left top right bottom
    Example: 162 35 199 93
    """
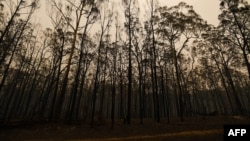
35 0 222 28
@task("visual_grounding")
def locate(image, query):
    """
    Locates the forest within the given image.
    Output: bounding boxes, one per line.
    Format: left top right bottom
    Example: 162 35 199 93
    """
0 0 250 130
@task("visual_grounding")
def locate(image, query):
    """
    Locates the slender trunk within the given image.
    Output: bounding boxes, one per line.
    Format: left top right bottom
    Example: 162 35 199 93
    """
54 4 85 120
164 67 170 123
91 32 104 127
171 39 183 121
99 48 108 116
212 54 235 114
68 11 92 122
49 51 63 120
126 2 132 125
119 53 125 121
223 63 244 114
111 53 117 128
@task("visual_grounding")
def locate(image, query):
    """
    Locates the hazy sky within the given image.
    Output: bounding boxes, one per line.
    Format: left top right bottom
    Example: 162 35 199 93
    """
160 0 221 26
34 0 250 28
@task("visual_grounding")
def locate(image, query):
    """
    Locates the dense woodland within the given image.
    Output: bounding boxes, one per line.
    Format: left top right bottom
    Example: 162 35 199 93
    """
0 0 249 127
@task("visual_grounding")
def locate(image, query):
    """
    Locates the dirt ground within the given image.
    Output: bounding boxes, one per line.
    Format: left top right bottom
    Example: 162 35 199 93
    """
0 116 249 141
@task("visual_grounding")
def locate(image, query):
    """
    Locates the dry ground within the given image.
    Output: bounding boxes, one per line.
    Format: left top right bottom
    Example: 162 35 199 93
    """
0 116 249 141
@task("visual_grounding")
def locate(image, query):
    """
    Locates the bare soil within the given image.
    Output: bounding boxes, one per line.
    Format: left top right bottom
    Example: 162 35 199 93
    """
0 116 249 141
